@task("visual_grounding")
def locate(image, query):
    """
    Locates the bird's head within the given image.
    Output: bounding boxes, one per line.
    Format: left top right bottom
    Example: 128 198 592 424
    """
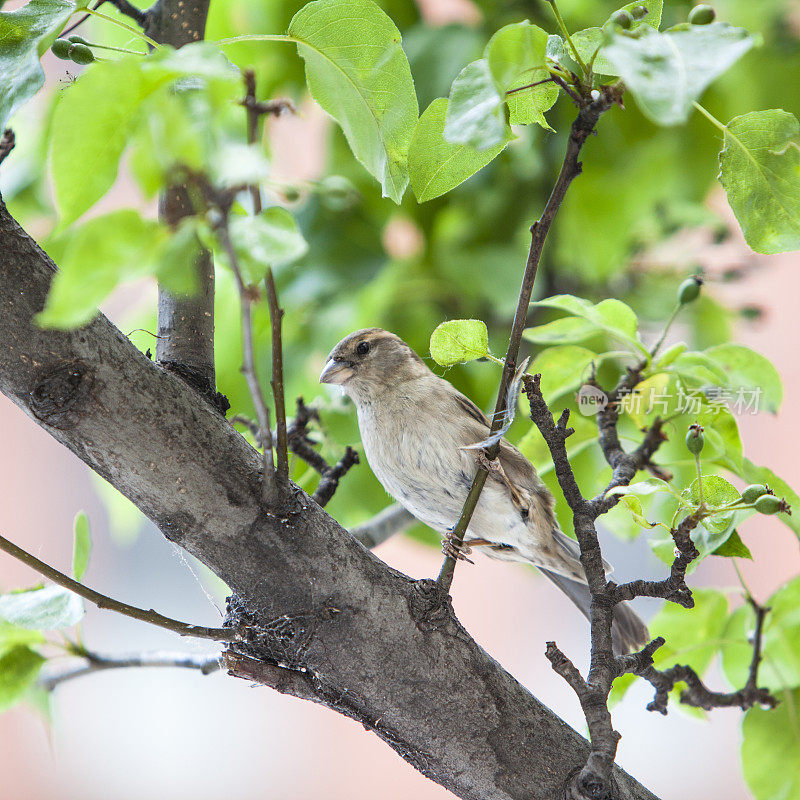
319 328 428 402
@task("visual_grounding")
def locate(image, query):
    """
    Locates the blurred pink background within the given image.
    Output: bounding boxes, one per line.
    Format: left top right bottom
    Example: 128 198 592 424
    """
2 1 800 798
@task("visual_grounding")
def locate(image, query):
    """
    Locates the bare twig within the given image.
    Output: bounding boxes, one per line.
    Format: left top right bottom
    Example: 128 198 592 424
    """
286 397 359 507
0 129 15 167
214 213 278 506
40 649 221 691
505 77 557 96
313 447 360 507
0 532 235 641
436 83 623 593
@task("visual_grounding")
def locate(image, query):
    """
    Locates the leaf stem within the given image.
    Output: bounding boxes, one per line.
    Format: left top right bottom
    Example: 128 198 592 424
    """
649 302 681 359
692 101 727 134
83 7 160 48
546 0 589 79
0 532 235 641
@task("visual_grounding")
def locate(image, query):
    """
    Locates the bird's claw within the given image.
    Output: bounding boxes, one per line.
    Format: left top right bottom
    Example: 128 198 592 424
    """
442 530 474 563
477 451 503 474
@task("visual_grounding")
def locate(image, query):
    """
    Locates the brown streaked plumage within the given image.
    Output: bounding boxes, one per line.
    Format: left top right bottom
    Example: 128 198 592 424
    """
320 328 649 653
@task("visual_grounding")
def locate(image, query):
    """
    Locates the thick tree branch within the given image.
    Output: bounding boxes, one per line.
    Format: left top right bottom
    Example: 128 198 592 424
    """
40 649 221 691
437 83 623 591
0 196 658 800
143 0 221 408
0 532 234 641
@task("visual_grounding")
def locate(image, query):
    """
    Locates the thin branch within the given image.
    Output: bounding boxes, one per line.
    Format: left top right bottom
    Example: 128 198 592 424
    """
350 504 416 548
286 397 359 507
214 214 278 506
313 447 360 507
0 532 235 641
40 649 221 691
436 83 622 593
0 129 15 167
242 70 290 489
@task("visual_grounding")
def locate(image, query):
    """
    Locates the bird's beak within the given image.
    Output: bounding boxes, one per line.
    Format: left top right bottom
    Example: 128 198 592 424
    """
319 358 354 385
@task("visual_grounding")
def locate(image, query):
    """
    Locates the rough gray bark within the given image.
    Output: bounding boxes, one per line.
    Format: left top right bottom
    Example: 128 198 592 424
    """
0 197 659 800
144 0 220 407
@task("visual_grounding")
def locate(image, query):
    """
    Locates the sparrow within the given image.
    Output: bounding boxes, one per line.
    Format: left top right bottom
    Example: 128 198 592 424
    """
320 328 649 654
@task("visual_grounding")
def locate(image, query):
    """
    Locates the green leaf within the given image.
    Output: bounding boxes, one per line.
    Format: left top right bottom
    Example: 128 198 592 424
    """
522 316 602 345
528 345 597 404
429 319 489 366
0 646 45 713
718 110 800 255
742 688 800 800
51 43 240 226
0 585 84 630
209 142 271 188
223 208 308 285
704 343 783 414
529 295 645 352
444 58 509 150
408 99 508 202
601 23 756 126
50 59 170 227
711 529 752 559
72 511 91 582
37 210 167 329
0 621 45 658
484 21 555 130
0 0 75 130
288 0 418 203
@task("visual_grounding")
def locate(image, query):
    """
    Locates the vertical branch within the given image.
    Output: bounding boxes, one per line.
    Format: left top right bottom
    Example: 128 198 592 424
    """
214 212 278 505
145 1 220 408
242 70 290 487
436 85 620 592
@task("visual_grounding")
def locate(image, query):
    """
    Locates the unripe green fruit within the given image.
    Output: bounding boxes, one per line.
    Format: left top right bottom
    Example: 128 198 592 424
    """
283 186 301 202
611 10 634 28
68 35 89 45
51 39 72 59
69 43 95 64
741 484 769 504
678 276 703 305
755 495 783 515
686 428 704 454
689 4 716 24
630 5 649 19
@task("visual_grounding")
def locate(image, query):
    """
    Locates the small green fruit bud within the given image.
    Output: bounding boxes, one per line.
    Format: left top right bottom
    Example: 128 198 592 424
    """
741 484 770 504
51 39 72 60
68 35 89 45
611 10 634 28
283 186 301 202
69 43 95 64
755 495 783 515
630 5 649 19
689 4 716 24
686 424 704 455
678 276 703 305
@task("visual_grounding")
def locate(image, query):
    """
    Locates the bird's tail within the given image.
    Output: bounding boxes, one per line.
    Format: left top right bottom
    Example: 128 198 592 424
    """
538 567 650 655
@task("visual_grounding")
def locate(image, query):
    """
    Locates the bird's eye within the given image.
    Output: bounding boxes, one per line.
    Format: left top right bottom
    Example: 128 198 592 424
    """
356 341 370 357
